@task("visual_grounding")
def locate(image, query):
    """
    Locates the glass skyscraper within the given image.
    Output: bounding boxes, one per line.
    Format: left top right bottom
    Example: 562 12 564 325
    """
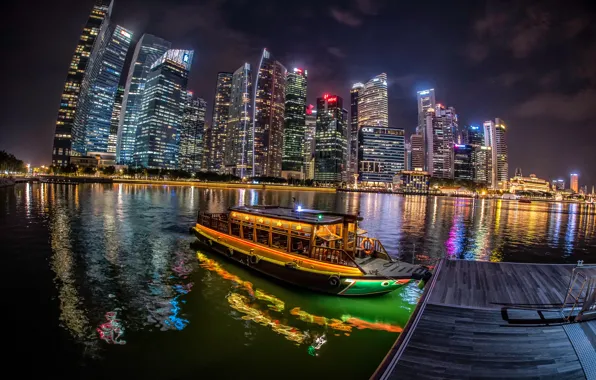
117 34 171 165
483 118 508 188
253 48 286 177
73 25 133 155
207 72 233 172
303 106 316 180
358 126 405 185
425 105 457 179
282 68 307 177
134 49 193 169
225 63 253 178
453 144 474 180
178 92 207 173
315 95 347 183
416 88 435 135
52 0 113 166
357 73 388 128
108 85 124 153
349 83 363 180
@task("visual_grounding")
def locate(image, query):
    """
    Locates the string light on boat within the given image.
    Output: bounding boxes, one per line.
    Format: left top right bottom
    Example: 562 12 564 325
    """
318 214 323 220
245 216 249 221
276 221 282 227
258 218 263 223
232 212 237 217
296 224 302 230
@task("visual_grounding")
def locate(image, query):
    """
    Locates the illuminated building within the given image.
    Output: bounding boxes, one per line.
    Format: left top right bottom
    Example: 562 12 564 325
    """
225 63 253 178
416 88 435 136
552 179 565 190
315 95 348 183
357 74 388 128
282 68 308 179
358 127 405 185
473 146 492 184
117 34 171 165
178 92 207 172
410 134 424 170
206 72 233 172
483 118 508 188
303 107 316 180
253 48 287 177
52 0 113 166
425 104 456 179
570 173 579 193
453 144 473 180
108 86 124 153
349 83 363 179
72 25 133 155
133 49 194 169
395 170 430 193
509 173 551 193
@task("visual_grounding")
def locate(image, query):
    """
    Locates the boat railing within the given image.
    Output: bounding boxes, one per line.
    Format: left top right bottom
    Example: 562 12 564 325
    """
311 246 360 268
355 236 392 261
198 212 229 233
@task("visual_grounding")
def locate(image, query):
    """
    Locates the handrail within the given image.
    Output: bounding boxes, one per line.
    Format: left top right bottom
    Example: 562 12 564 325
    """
356 236 392 261
311 246 364 272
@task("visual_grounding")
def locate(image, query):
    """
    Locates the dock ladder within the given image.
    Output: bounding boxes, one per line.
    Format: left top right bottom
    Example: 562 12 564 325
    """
562 262 596 322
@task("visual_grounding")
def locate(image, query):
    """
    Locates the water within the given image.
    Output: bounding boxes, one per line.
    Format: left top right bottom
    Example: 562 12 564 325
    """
2 183 595 378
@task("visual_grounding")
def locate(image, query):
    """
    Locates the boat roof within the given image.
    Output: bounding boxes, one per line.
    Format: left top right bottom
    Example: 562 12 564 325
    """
230 205 362 225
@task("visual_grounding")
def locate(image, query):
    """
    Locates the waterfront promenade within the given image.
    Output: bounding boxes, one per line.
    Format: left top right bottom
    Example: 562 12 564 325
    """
374 260 596 379
113 178 336 192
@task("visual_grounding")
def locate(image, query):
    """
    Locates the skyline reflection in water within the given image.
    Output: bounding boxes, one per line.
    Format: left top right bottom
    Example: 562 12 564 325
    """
2 183 596 378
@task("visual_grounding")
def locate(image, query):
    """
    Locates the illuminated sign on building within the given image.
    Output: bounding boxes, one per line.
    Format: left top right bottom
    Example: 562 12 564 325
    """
183 53 189 63
418 90 430 95
327 97 337 103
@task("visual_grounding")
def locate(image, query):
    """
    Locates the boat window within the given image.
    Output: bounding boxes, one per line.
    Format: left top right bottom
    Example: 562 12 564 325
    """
271 232 288 251
256 228 269 246
231 222 241 237
242 222 254 241
291 237 310 256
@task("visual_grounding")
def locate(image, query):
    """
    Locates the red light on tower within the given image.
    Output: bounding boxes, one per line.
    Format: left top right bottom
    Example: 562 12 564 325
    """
306 104 314 115
323 94 329 100
327 96 337 103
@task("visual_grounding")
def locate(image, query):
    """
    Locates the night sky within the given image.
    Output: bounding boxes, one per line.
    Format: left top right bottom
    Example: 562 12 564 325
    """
3 0 596 185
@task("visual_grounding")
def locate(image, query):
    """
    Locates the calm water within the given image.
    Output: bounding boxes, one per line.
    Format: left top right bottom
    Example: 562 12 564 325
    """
2 183 595 378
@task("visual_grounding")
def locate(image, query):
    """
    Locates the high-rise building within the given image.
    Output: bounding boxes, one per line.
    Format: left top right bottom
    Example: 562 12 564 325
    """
357 74 388 128
178 92 207 173
282 68 307 178
552 179 565 190
315 95 347 183
473 146 492 184
349 83 364 180
117 34 171 165
416 89 436 135
453 144 473 181
206 72 232 172
253 48 286 177
410 134 424 170
570 173 579 193
134 49 193 169
52 0 113 166
303 106 316 180
108 86 124 153
358 126 405 185
72 25 133 156
483 118 508 188
225 63 253 178
425 104 456 178
468 125 484 145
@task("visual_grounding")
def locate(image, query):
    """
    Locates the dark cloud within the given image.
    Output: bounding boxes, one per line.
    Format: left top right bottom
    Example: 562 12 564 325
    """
514 90 596 122
329 7 362 27
327 46 347 59
354 0 384 15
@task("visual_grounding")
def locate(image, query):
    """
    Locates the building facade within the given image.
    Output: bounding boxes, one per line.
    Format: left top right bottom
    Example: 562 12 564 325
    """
225 63 253 178
253 49 286 177
509 173 551 193
453 144 473 181
570 173 579 193
483 118 508 188
282 68 307 178
303 107 316 180
416 88 435 136
207 72 233 172
117 34 171 165
178 92 207 173
358 126 405 185
315 95 347 183
395 170 430 193
425 105 456 179
349 83 363 181
108 85 124 153
133 49 193 169
52 0 113 166
473 145 492 185
410 134 424 170
357 74 388 128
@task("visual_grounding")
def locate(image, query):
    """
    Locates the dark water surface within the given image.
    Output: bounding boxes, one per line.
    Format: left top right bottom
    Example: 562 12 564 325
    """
2 183 595 378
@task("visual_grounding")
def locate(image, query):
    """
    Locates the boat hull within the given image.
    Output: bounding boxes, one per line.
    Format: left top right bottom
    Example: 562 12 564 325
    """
191 226 410 296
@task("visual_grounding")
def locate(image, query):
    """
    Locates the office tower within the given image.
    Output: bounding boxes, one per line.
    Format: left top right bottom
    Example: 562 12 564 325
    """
207 72 233 172
357 74 388 128
483 118 508 188
570 173 579 193
253 48 287 177
468 125 484 145
108 86 124 153
552 179 565 190
134 49 193 169
358 127 405 185
454 144 474 180
349 83 364 180
473 146 492 184
416 89 436 135
410 134 424 170
225 63 253 178
315 95 347 183
52 0 113 166
282 68 307 178
303 106 316 180
117 34 171 165
405 140 411 171
425 104 456 179
178 92 207 173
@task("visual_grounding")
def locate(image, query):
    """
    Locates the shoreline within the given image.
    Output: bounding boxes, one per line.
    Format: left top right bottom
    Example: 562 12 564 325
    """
113 178 337 192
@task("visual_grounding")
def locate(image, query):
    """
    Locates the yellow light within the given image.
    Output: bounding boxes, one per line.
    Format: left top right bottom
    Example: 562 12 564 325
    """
258 218 263 223
232 212 237 217
296 225 302 230
245 216 249 221
276 221 282 227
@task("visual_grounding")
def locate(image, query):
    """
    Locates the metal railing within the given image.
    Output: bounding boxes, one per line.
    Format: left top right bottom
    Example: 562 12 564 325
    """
355 236 392 261
563 264 596 322
311 246 358 268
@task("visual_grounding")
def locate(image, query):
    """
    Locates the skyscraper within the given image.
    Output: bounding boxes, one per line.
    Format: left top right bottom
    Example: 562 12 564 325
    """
73 25 133 156
303 106 316 180
207 72 233 172
466 125 492 185
483 118 508 188
410 134 424 170
282 68 307 178
358 127 405 185
315 95 347 183
425 104 456 178
178 92 207 173
52 0 113 166
453 144 473 180
225 63 253 178
134 49 193 169
358 74 388 128
349 83 364 180
117 34 171 165
416 89 436 135
253 48 286 177
570 173 579 193
108 85 124 153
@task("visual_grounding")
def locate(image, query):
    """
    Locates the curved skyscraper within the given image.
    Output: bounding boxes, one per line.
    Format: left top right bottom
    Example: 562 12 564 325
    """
253 48 286 177
357 73 388 128
282 68 307 178
225 63 253 178
117 34 171 165
207 72 233 172
51 0 113 166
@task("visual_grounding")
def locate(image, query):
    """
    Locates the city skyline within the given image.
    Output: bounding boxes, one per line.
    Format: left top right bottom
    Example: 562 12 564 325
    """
3 0 595 184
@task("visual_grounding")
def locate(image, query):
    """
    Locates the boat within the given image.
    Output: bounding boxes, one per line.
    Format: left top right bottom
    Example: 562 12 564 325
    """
191 205 431 296
518 198 531 204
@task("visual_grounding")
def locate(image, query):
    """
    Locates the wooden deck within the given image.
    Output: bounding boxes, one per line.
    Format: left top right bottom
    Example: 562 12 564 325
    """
374 260 596 380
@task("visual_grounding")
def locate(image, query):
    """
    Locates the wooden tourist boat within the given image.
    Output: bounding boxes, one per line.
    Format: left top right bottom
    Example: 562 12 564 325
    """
191 205 431 296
